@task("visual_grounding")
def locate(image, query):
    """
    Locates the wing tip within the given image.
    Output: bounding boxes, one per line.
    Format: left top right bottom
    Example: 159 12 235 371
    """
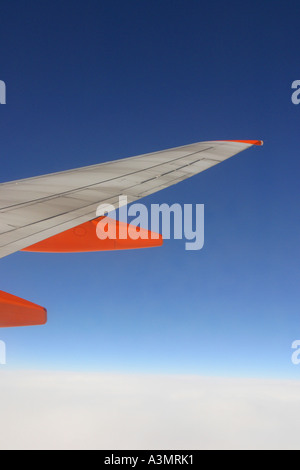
224 139 264 146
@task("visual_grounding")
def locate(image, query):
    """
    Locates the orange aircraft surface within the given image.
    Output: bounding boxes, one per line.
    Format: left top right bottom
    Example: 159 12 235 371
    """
0 140 262 327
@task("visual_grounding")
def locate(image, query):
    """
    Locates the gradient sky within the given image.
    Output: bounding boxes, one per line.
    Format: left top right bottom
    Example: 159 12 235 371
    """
0 0 299 379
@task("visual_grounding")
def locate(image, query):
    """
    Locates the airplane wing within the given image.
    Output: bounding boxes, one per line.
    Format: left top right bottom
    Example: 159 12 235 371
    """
0 140 262 259
0 139 263 327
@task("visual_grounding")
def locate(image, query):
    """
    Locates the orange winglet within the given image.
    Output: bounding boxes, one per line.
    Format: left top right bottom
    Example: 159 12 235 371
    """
22 217 163 253
223 140 264 146
0 291 47 327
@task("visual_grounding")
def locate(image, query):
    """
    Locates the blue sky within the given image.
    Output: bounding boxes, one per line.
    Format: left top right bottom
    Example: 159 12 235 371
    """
0 0 299 379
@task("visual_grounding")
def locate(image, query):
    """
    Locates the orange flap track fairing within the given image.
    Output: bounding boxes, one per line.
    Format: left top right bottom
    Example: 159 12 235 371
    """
22 217 163 253
0 291 47 328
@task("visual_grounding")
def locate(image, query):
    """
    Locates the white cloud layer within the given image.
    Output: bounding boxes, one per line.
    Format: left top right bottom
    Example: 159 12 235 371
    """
0 371 300 450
